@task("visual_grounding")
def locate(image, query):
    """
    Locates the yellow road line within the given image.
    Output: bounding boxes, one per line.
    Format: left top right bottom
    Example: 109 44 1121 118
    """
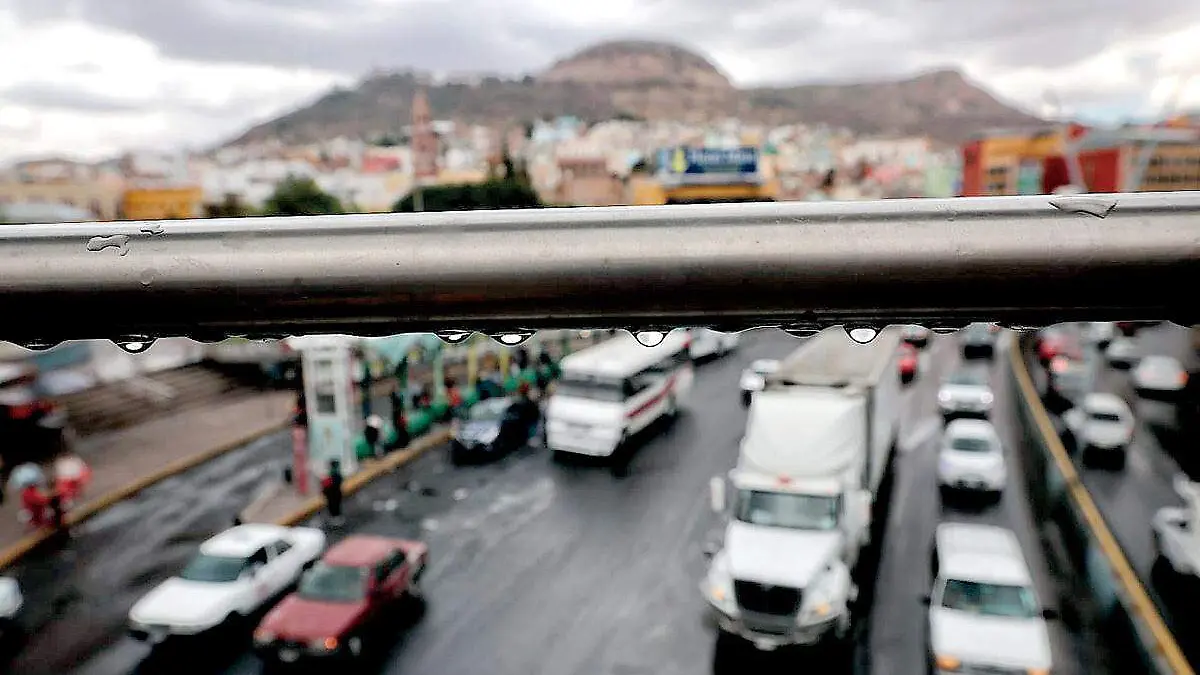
1009 339 1193 674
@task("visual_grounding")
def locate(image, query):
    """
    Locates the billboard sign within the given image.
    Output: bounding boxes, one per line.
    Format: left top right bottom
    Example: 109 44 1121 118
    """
657 146 760 184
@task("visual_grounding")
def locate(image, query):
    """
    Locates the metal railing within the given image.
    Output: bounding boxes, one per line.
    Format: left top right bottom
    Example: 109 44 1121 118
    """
2 191 1199 344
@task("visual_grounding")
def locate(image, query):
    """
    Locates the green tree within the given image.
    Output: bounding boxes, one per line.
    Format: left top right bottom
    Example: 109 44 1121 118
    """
264 175 343 216
392 181 542 213
204 193 256 218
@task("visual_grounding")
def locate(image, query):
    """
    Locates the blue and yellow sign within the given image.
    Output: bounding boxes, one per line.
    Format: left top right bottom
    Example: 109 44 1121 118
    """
658 146 759 178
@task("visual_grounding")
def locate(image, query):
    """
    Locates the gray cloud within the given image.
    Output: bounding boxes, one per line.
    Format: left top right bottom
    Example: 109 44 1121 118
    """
11 0 1197 84
0 82 142 112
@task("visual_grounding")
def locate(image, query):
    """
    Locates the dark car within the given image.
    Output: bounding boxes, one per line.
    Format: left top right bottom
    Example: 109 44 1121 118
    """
449 397 539 464
959 323 1000 359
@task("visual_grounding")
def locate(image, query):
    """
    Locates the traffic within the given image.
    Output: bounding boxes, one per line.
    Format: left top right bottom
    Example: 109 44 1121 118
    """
2 326 1112 674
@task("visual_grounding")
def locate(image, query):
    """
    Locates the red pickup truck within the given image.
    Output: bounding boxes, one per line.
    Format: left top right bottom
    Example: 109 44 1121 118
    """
253 535 427 668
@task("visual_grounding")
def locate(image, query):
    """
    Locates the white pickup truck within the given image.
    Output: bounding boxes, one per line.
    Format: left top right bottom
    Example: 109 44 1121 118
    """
129 524 325 643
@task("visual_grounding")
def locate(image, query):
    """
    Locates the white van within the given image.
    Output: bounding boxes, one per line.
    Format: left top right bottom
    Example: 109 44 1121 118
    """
688 328 739 361
925 523 1055 674
545 331 694 458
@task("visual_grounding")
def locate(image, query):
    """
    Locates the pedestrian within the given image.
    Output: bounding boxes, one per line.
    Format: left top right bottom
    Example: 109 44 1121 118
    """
47 489 67 541
321 459 344 526
364 415 384 459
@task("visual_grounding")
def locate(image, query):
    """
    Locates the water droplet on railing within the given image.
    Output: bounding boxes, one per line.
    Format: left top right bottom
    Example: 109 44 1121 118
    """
139 223 166 236
86 234 131 256
846 326 879 344
783 323 822 339
117 338 156 353
1049 197 1117 218
635 330 666 347
435 330 472 344
492 331 533 346
931 326 959 335
139 268 156 287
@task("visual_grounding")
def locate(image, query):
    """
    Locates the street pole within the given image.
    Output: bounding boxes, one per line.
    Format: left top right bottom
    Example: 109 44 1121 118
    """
413 183 424 212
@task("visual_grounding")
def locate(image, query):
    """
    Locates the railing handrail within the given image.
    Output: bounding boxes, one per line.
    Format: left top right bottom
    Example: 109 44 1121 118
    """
2 192 1198 343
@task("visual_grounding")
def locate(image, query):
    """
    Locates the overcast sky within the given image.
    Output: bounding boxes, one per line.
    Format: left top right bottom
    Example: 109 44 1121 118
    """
2 0 1199 163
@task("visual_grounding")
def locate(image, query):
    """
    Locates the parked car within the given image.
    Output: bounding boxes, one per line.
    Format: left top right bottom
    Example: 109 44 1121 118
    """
254 535 427 668
937 419 1006 500
1063 393 1134 469
738 358 780 406
128 524 325 644
924 523 1056 675
1153 476 1200 577
1105 337 1140 369
688 329 739 361
449 396 539 464
937 366 994 420
1133 355 1188 399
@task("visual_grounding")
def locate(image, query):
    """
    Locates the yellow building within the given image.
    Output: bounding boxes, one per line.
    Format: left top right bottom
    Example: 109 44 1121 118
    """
0 175 124 220
121 186 203 220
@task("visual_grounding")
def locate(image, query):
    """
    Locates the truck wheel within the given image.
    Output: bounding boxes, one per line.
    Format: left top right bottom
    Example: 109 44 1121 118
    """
347 635 364 657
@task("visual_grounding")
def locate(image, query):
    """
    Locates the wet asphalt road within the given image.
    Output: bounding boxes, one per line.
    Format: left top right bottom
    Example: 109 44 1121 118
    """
12 328 1093 675
1032 322 1200 666
6 431 292 675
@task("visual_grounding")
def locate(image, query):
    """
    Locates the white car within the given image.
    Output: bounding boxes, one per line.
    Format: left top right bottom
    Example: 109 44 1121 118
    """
689 328 739 361
1063 393 1134 469
1133 355 1188 397
129 524 325 643
1153 476 1200 577
937 419 1006 497
1081 321 1116 349
0 577 22 629
902 325 930 349
937 367 994 419
926 523 1055 675
739 359 780 407
1105 337 1140 368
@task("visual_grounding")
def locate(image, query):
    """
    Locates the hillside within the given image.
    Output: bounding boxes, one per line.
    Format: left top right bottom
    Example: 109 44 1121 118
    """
229 40 1042 146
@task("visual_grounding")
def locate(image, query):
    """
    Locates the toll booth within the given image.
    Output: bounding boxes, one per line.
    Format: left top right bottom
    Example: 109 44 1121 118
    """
290 335 363 480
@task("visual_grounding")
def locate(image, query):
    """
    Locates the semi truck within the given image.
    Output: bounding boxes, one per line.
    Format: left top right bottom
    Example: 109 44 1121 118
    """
701 327 902 652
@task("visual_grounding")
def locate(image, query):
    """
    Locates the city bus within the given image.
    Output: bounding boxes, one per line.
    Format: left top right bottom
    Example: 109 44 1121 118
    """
545 331 694 460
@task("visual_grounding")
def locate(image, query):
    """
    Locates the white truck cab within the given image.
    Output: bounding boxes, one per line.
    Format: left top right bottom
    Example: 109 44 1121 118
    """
925 523 1055 674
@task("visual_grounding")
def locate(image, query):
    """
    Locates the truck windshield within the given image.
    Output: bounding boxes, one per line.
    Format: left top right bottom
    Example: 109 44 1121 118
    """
554 374 625 402
735 490 839 530
298 564 369 603
939 579 1038 618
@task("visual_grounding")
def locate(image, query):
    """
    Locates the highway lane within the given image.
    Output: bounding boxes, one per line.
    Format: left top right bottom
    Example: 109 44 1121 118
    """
39 327 1091 675
8 430 293 675
1047 322 1200 665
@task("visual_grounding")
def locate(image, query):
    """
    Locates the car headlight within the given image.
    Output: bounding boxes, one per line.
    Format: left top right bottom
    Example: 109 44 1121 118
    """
937 390 952 404
799 564 844 624
980 391 994 406
935 654 961 671
253 629 275 645
704 553 738 615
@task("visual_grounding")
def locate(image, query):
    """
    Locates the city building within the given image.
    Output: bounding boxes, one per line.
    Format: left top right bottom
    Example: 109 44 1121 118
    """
960 126 1080 196
554 156 625 206
0 160 124 220
120 185 204 220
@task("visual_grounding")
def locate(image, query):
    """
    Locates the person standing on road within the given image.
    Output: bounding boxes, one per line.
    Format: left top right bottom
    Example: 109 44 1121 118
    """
321 459 344 526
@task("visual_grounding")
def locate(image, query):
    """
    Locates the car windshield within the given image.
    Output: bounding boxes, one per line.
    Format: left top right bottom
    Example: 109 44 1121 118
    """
947 370 987 386
179 553 248 583
939 579 1039 618
467 399 509 422
735 490 839 531
555 374 625 402
1089 411 1123 423
949 436 992 453
298 563 368 603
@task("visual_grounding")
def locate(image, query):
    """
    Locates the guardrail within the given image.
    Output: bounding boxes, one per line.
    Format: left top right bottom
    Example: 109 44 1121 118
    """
2 192 1199 343
1007 333 1193 675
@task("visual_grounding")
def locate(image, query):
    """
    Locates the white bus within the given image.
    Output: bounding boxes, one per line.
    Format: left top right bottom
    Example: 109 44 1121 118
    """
546 331 695 459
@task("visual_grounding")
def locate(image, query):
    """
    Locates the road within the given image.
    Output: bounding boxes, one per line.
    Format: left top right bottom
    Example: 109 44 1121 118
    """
14 328 1092 675
6 431 293 675
1031 322 1200 666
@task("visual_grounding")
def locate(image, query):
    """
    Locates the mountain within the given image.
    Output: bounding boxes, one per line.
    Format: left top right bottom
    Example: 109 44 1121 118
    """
229 41 1042 146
